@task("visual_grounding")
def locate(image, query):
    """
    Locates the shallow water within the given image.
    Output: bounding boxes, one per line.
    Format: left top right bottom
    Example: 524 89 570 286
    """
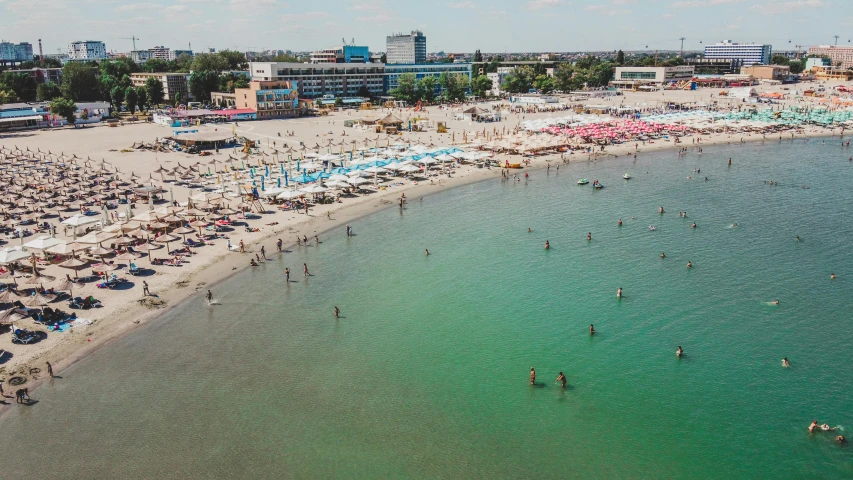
2 139 853 479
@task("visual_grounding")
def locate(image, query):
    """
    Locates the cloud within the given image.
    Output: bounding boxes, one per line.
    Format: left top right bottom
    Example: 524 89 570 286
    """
280 11 331 21
748 0 823 13
585 4 632 14
355 13 400 23
230 0 279 4
164 4 191 13
347 1 383 11
115 2 147 11
672 0 744 6
527 0 562 10
487 9 507 17
662 12 676 17
612 0 637 3
448 1 474 7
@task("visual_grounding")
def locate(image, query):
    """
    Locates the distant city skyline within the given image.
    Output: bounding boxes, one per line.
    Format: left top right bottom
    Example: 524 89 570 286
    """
2 0 847 56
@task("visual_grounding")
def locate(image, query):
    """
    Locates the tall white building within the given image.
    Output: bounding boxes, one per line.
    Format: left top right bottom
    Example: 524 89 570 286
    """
68 41 107 61
704 41 771 66
386 31 426 64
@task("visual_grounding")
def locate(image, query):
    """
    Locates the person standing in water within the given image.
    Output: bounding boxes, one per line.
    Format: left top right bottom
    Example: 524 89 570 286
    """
276 238 282 252
617 287 622 298
544 240 550 250
677 346 683 357
206 290 213 304
782 358 790 367
260 246 266 260
618 219 623 226
590 324 595 334
687 261 692 268
334 306 340 318
556 372 566 388
529 367 536 385
285 268 290 282
587 232 592 241
425 249 430 256
660 252 666 259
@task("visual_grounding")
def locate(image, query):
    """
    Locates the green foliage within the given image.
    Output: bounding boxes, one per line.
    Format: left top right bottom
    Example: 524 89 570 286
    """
145 76 165 105
0 89 13 105
49 97 77 125
770 55 791 66
389 72 418 104
189 70 220 102
59 62 101 101
218 72 250 93
533 74 556 94
125 86 138 114
0 72 37 101
36 81 61 101
110 85 125 110
135 86 147 111
416 76 437 103
470 75 493 98
143 58 171 73
217 50 249 70
553 63 578 92
616 50 625 66
380 53 387 64
473 49 483 63
191 53 230 73
438 72 469 102
334 97 344 107
788 60 805 74
173 92 182 106
501 66 535 93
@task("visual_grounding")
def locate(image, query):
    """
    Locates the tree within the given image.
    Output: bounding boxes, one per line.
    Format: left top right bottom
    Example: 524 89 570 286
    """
173 92 182 107
389 72 418 104
473 49 483 63
49 97 77 125
438 72 469 102
553 63 577 92
191 53 229 73
770 55 791 66
143 58 170 73
125 86 138 114
60 62 101 101
272 53 301 63
145 76 165 105
533 74 556 94
0 89 13 106
357 85 370 98
0 72 37 101
470 75 493 98
788 60 805 74
502 66 535 93
380 53 387 64
616 50 625 65
136 86 147 111
188 70 220 103
110 85 125 111
334 97 344 108
36 81 61 101
217 50 249 70
415 76 437 103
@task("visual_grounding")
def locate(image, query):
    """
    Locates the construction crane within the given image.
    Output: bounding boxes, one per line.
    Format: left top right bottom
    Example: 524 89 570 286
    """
120 36 141 51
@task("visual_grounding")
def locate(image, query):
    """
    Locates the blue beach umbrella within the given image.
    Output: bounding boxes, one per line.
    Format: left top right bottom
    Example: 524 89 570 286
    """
265 165 270 177
277 177 281 188
284 172 289 186
280 163 284 175
260 175 265 191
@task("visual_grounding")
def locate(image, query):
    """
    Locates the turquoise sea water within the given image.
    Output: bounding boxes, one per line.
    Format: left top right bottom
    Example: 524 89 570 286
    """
2 139 853 479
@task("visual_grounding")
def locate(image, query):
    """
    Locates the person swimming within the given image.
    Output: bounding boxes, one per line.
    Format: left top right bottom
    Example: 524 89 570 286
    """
677 346 683 357
795 236 800 242
618 219 623 226
649 225 655 231
831 273 836 280
660 252 666 258
782 357 790 367
691 222 697 228
809 420 819 433
659 206 665 214
528 228 532 233
821 424 837 432
686 261 692 268
838 435 847 444
544 240 550 250
732 223 738 228
771 300 780 305
587 232 592 241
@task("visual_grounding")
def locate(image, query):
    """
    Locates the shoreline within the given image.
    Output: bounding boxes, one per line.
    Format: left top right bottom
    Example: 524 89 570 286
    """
0 113 843 408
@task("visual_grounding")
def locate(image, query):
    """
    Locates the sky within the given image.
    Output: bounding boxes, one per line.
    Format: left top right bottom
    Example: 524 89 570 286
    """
1 0 849 56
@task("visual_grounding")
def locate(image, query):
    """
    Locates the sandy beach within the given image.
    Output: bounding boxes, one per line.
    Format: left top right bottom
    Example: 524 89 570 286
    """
0 83 845 399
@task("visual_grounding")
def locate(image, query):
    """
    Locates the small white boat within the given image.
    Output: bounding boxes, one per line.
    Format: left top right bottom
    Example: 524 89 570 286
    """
577 179 589 185
623 173 631 180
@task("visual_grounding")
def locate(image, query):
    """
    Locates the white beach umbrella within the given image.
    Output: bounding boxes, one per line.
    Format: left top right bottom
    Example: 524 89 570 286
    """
347 177 370 185
362 166 387 174
398 164 421 173
300 185 329 194
276 190 305 200
324 180 350 189
0 248 30 265
328 174 350 182
23 235 63 251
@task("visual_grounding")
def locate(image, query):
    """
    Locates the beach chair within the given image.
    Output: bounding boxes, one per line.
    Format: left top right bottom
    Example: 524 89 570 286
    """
129 263 140 275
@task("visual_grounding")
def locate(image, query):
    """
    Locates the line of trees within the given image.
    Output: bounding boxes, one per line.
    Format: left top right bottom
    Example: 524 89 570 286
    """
388 72 471 104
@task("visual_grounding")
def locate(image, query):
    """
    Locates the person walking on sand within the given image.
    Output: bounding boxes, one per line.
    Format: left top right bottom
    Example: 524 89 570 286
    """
239 240 245 253
46 361 53 377
206 290 213 304
303 263 310 276
142 281 150 296
530 367 536 385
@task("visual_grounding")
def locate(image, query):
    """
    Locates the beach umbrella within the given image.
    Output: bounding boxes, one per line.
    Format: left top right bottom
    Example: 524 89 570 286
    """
155 234 180 255
0 248 32 265
172 227 194 243
0 288 21 304
22 291 52 309
114 251 140 270
276 190 304 200
58 257 88 279
23 235 63 252
0 308 24 325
